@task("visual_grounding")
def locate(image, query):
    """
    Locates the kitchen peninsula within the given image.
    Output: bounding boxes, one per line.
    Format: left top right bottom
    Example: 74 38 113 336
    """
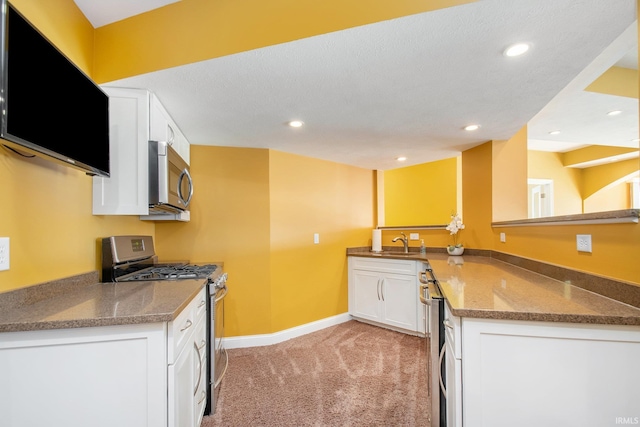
347 249 640 427
0 272 209 427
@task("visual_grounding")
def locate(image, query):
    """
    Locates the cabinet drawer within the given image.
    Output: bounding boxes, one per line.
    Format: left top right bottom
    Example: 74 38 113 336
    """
168 287 206 364
350 256 417 275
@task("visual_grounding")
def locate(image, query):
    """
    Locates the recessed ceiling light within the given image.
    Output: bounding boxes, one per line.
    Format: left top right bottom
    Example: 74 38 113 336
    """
607 110 622 116
288 120 304 127
503 43 530 57
549 130 561 135
464 124 480 131
396 156 407 162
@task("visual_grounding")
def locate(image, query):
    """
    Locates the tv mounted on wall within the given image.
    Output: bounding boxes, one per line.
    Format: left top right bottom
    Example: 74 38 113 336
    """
0 0 110 177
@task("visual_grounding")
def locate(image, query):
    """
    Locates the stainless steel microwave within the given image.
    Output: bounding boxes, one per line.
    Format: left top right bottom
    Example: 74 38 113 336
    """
148 140 193 215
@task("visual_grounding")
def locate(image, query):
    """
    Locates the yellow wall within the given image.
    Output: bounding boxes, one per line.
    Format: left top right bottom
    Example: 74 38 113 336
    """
268 151 375 332
155 147 375 336
383 157 458 226
584 180 630 213
155 146 272 336
0 0 153 293
582 158 639 200
10 0 95 75
492 126 528 221
528 150 583 215
462 142 494 250
491 222 640 284
585 66 638 99
93 0 476 83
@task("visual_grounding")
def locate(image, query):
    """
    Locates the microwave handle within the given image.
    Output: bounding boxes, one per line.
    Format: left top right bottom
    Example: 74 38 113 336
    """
178 168 194 207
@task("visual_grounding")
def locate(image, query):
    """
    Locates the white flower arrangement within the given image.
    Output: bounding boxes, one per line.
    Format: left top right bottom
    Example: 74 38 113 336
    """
445 213 465 248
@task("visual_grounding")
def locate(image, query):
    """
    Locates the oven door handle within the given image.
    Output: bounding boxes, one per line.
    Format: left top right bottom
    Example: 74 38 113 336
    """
214 285 228 303
439 345 447 399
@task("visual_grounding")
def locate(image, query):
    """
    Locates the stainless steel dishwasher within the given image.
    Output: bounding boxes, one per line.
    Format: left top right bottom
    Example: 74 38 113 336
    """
420 264 446 427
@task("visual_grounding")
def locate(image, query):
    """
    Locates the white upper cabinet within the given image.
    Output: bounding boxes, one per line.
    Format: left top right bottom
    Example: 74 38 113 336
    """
150 93 190 164
92 87 191 220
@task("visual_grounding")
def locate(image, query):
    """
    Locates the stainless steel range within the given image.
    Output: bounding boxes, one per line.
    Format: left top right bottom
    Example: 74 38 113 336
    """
101 235 228 416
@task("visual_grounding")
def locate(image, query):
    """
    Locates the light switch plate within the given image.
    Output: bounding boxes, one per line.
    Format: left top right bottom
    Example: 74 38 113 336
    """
500 232 506 243
409 233 419 240
0 237 9 271
313 233 320 244
576 234 592 253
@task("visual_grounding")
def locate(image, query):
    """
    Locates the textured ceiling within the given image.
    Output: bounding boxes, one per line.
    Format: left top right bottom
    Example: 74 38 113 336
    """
78 0 638 170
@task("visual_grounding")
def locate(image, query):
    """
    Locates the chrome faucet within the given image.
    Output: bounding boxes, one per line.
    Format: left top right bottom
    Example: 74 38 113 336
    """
392 232 409 253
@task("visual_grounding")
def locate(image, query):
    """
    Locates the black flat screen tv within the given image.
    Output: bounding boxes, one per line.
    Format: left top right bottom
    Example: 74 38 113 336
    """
0 0 110 177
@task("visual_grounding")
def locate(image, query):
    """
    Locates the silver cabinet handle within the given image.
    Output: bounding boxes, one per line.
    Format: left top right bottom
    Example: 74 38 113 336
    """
439 345 447 399
194 341 202 395
180 319 193 332
380 278 385 301
443 319 455 330
167 124 175 145
376 278 381 301
198 300 206 308
197 390 207 405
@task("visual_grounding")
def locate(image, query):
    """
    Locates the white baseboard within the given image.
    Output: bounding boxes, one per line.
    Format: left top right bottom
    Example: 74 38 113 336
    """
223 313 352 349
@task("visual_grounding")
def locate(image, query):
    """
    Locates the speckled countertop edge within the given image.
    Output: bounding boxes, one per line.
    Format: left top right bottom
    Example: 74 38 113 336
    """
348 248 640 326
0 272 209 333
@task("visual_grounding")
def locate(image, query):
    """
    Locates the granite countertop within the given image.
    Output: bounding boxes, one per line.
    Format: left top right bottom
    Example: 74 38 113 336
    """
347 249 640 326
0 271 207 333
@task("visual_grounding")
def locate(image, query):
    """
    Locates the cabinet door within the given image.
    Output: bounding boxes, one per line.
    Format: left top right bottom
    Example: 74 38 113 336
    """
351 269 383 322
380 274 418 331
150 94 190 164
194 317 208 426
92 88 150 215
169 338 196 427
445 333 462 427
0 323 167 427
461 318 640 427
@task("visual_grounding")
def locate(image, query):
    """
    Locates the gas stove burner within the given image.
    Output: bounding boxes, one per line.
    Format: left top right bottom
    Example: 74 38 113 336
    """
102 236 220 283
152 264 218 280
125 264 218 281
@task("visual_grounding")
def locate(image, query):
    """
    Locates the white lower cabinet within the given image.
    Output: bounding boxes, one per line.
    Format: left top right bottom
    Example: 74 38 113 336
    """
0 288 207 427
0 323 167 427
348 257 420 333
168 292 207 427
447 306 640 427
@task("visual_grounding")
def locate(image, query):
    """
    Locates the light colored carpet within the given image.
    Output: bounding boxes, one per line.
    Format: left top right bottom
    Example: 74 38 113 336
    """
202 320 429 426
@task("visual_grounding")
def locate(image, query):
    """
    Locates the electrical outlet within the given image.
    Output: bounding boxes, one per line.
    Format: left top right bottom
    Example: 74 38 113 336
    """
409 233 419 240
313 233 320 244
0 237 9 271
576 234 592 253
